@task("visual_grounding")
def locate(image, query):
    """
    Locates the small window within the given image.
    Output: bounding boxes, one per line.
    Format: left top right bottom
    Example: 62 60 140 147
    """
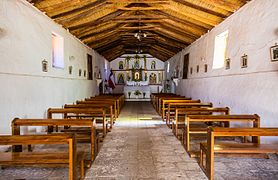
212 30 229 69
196 65 199 73
190 67 193 74
52 33 64 68
204 64 208 73
167 62 170 73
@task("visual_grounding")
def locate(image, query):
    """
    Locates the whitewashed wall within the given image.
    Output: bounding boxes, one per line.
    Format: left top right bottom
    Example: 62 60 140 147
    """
0 0 107 134
167 0 278 142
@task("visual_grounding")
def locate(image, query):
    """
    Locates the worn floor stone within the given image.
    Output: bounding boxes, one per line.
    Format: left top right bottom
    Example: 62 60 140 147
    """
1 101 277 180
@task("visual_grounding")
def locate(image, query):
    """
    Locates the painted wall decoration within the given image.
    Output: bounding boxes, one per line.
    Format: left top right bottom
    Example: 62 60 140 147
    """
118 73 125 84
270 45 278 61
149 73 157 84
119 61 124 69
151 60 156 69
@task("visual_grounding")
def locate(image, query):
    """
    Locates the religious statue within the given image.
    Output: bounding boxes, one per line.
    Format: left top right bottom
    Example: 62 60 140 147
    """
151 61 156 69
149 73 157 84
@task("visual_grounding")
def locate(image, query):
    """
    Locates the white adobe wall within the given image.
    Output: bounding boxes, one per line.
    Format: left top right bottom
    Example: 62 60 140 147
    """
0 0 108 134
167 0 278 142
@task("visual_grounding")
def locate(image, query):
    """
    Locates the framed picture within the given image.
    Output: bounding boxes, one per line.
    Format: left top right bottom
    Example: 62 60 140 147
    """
241 54 248 68
270 45 278 61
225 58 230 70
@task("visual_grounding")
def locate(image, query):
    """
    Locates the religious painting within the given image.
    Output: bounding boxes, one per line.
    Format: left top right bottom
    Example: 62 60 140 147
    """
270 45 278 61
117 73 125 84
42 59 48 72
225 58 230 69
134 59 140 69
241 54 248 68
119 61 124 69
149 73 157 84
151 60 156 69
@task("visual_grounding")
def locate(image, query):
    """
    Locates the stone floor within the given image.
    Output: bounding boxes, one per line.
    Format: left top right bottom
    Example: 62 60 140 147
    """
0 101 278 180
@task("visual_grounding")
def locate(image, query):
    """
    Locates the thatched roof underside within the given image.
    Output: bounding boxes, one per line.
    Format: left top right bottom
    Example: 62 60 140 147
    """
27 0 250 61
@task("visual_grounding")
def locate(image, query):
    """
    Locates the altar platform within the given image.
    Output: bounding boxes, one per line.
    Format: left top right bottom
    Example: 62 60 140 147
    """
124 81 151 101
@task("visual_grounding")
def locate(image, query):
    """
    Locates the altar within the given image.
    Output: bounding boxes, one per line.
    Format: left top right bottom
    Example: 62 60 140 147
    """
124 81 151 101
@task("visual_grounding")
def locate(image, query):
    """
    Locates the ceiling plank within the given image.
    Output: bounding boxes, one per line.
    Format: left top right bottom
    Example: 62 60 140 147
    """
172 0 228 18
51 0 106 19
68 10 126 31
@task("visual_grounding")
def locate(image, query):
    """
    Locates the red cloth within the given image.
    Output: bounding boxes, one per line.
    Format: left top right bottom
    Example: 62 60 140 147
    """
108 69 115 89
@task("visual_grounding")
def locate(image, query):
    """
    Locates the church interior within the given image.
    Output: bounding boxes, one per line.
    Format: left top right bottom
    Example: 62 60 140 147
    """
0 0 278 179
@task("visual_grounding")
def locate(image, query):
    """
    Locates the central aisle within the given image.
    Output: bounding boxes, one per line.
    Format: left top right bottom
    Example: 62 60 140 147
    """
85 101 207 179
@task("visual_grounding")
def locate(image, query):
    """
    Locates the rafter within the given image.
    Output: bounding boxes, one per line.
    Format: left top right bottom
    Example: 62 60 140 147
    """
171 0 228 18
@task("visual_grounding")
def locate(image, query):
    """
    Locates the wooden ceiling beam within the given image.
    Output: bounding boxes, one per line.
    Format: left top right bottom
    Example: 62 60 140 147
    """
51 0 107 19
157 22 199 40
154 27 193 44
153 10 209 32
107 0 168 3
149 49 170 61
163 5 218 27
116 7 166 11
90 37 123 50
152 44 177 57
114 19 164 23
119 25 159 30
83 29 123 44
78 24 125 40
94 38 123 52
205 0 243 12
68 10 126 31
150 30 188 47
171 0 228 18
113 15 165 20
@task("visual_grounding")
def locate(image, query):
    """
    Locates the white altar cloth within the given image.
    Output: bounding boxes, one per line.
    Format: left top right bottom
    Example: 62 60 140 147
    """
124 85 151 101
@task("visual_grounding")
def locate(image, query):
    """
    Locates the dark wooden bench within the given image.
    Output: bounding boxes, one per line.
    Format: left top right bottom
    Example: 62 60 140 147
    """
184 114 260 156
200 127 278 180
0 134 84 180
12 118 98 162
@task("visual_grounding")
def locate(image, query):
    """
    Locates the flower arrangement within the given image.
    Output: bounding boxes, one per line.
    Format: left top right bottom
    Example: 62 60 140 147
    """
134 90 141 96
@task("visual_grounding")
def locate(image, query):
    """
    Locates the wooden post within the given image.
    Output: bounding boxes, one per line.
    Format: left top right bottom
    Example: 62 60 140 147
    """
207 127 215 180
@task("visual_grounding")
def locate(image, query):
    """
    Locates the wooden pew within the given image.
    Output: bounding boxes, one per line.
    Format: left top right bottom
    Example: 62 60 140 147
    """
161 99 201 123
47 108 107 137
184 114 260 156
150 93 173 106
88 94 124 114
172 107 230 137
200 127 278 180
151 93 179 112
0 134 84 180
167 102 213 126
12 118 97 162
158 96 189 115
64 103 115 130
83 98 119 118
